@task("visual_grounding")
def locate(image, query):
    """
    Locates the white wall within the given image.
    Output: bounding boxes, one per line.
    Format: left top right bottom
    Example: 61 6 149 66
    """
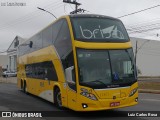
8 52 17 72
131 37 160 76
0 55 8 68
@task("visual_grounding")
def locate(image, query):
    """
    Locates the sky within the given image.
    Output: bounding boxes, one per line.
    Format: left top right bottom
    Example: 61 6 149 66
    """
1 0 160 52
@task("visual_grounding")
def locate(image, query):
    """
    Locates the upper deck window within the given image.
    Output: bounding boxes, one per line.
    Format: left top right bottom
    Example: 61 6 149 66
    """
71 17 129 42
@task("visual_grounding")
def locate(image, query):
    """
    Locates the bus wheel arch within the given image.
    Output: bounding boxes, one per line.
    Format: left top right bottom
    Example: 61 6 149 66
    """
54 86 62 108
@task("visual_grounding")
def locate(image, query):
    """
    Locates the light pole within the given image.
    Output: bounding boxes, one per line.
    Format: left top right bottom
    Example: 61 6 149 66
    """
37 7 57 19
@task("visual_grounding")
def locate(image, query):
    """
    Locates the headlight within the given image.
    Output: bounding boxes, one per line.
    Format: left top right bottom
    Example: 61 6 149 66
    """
129 87 138 97
80 92 98 101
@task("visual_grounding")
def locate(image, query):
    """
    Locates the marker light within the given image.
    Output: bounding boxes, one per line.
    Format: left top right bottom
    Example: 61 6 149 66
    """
129 87 138 97
82 103 88 108
135 97 138 102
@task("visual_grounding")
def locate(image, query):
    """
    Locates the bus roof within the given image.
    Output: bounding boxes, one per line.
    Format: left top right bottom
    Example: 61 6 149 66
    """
69 14 120 21
19 14 120 47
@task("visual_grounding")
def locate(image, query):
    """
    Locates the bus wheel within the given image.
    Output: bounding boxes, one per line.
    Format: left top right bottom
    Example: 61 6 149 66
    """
54 88 62 108
21 80 23 90
23 82 28 94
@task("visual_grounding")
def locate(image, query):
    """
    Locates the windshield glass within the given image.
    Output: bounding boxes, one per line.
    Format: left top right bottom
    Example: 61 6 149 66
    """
77 48 136 89
71 17 129 42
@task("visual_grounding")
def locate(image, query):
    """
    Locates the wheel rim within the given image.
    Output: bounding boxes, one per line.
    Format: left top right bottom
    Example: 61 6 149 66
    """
57 92 62 107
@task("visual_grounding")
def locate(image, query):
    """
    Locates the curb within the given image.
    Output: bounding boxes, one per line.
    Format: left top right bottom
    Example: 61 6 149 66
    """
139 89 160 94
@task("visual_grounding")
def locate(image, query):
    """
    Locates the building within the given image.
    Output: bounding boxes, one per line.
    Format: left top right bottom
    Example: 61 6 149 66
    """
0 55 8 76
7 36 25 72
131 37 160 76
0 55 8 69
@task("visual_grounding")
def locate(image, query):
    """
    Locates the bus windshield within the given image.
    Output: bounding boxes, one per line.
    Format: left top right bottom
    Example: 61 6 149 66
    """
77 48 136 89
71 17 129 42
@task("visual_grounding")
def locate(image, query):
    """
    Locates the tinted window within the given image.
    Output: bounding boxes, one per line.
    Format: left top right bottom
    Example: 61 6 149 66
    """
52 20 63 43
71 17 129 42
25 61 58 81
77 48 136 89
62 51 74 69
18 40 31 56
18 19 65 56
31 33 43 52
54 19 72 58
43 26 52 47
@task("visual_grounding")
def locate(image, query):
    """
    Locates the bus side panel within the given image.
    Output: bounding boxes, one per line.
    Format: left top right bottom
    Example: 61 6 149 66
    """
17 46 68 107
17 56 27 90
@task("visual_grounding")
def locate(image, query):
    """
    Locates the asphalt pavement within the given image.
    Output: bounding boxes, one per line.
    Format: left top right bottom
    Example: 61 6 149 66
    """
0 83 160 120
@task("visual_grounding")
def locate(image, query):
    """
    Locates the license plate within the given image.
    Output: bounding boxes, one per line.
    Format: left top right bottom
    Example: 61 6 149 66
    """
110 102 120 107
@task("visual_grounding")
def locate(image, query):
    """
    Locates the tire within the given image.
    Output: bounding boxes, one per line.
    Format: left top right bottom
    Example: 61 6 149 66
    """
54 88 62 108
23 82 28 94
21 80 23 90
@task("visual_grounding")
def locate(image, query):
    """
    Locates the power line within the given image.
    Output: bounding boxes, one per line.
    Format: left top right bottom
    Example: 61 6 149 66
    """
22 4 64 37
125 17 160 37
127 22 160 31
69 3 74 10
0 1 63 31
63 0 82 14
0 4 64 39
64 4 67 15
0 3 63 32
126 21 160 36
118 5 160 18
129 27 160 34
0 0 61 27
126 17 160 29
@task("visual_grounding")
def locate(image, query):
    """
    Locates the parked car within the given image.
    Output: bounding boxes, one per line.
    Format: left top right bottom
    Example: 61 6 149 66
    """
2 71 17 77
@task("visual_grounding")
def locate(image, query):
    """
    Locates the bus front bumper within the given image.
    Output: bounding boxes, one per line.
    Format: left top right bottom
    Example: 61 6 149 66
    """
74 94 138 111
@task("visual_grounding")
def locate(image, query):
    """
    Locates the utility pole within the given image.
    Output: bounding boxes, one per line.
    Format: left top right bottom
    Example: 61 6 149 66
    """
135 40 150 66
135 40 138 66
63 0 82 14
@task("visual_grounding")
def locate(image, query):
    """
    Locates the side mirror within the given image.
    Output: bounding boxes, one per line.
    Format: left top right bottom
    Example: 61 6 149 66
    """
65 66 75 84
29 41 33 48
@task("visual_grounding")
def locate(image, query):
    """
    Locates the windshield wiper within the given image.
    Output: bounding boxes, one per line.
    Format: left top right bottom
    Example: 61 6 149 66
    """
91 79 107 87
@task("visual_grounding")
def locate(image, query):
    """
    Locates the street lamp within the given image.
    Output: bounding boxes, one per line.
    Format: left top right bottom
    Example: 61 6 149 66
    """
37 7 57 19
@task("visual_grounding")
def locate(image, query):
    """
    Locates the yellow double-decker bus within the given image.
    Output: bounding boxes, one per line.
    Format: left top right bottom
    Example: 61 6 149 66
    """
17 14 138 111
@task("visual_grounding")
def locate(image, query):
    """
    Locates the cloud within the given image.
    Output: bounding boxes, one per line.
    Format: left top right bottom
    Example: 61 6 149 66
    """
1 0 160 51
